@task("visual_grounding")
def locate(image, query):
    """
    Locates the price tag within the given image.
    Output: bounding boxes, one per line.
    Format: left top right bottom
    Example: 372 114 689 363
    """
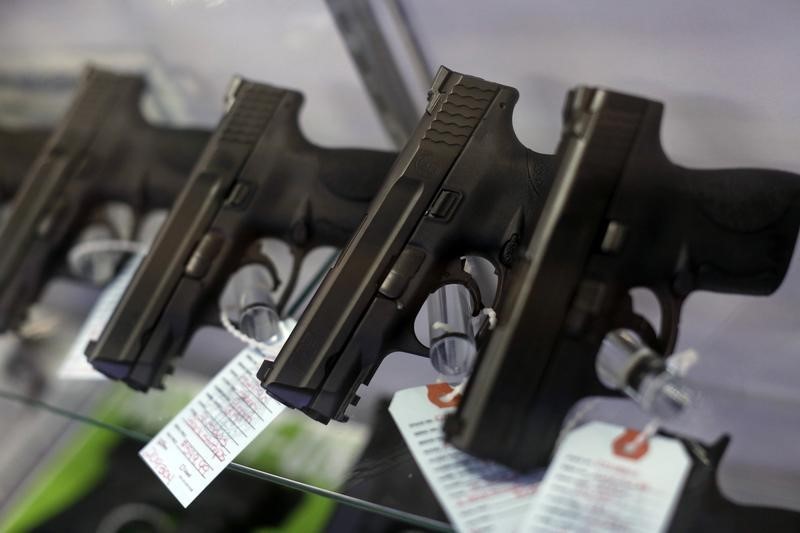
520 421 690 533
389 384 542 533
59 254 144 380
139 339 291 507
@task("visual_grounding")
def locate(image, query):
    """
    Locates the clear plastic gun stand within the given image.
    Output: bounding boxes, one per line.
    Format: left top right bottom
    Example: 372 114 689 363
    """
67 203 138 285
426 283 477 380
219 264 282 346
596 329 694 420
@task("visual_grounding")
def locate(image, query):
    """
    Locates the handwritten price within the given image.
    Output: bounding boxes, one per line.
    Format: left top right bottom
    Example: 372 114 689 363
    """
142 447 174 483
179 439 212 475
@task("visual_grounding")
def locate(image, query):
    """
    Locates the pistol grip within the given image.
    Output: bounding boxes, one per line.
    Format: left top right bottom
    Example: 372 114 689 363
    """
684 167 800 295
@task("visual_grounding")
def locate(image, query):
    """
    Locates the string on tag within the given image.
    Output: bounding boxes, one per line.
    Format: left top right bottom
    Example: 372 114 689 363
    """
431 375 468 404
480 307 497 330
441 379 467 403
623 418 660 455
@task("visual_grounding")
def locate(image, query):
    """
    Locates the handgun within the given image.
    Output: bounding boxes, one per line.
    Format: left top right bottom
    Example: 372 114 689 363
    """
0 67 210 333
634 433 799 531
258 67 554 423
86 77 396 391
0 127 49 205
444 87 800 470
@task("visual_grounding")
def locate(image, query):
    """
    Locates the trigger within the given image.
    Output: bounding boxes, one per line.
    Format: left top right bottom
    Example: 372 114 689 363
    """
625 313 659 350
611 294 658 350
654 285 684 354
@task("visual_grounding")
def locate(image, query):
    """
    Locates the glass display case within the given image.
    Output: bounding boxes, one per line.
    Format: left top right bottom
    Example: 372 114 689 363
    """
2 1 800 531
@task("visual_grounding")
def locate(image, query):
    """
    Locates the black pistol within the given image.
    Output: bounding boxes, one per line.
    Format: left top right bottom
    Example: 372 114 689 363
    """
86 77 396 391
444 87 800 470
669 434 800 532
0 67 209 332
259 67 554 423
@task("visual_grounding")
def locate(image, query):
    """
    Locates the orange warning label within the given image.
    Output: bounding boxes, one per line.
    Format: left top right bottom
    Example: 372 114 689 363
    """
612 428 650 460
426 382 461 408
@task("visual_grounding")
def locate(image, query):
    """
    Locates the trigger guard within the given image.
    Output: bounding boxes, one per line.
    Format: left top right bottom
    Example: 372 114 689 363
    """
439 262 483 317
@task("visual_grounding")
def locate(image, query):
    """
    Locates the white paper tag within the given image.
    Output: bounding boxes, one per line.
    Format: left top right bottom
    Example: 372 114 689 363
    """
139 344 288 507
520 421 690 533
389 384 542 533
59 254 144 380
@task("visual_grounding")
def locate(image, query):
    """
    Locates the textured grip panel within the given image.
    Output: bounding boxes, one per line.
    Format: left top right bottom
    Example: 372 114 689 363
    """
220 83 286 144
422 77 497 148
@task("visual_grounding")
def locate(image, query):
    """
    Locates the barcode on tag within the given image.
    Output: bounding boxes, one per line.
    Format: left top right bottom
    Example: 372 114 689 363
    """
139 346 287 507
59 254 144 380
520 421 690 533
389 385 542 532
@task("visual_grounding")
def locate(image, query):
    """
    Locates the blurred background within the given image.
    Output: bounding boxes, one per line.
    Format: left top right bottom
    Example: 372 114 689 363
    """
0 1 799 531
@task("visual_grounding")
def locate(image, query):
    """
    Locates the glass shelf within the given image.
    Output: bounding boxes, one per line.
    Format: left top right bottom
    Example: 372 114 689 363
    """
6 261 800 531
0 255 455 520
0 384 452 531
0 282 452 531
